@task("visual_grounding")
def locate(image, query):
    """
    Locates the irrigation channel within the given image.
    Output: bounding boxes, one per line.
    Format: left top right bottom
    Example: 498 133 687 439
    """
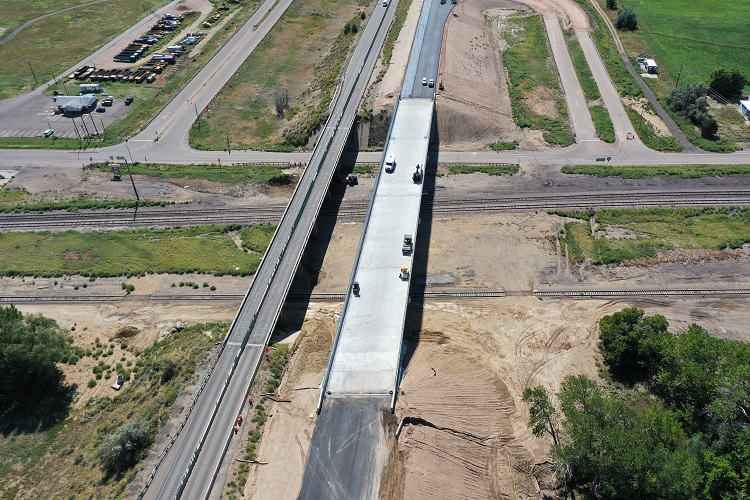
3 190 750 231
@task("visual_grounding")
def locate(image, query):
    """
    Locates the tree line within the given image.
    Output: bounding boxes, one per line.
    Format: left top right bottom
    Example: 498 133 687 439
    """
524 308 750 498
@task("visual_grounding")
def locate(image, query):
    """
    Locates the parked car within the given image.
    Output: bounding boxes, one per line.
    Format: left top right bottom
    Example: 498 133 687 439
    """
428 79 434 87
421 77 427 86
124 97 134 105
102 97 114 106
43 129 54 138
96 106 106 113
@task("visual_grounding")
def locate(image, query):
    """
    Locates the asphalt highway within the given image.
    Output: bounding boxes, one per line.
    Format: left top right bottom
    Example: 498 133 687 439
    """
298 397 391 500
143 0 397 497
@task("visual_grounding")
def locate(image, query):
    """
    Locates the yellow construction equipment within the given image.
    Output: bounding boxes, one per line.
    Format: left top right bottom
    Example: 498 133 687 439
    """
399 265 410 280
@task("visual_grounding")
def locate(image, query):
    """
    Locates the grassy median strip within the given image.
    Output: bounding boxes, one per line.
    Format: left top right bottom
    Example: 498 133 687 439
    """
562 164 750 179
449 164 520 176
567 37 600 101
502 15 574 147
88 162 293 185
589 105 615 143
0 225 275 277
571 0 642 98
553 207 750 264
190 0 365 151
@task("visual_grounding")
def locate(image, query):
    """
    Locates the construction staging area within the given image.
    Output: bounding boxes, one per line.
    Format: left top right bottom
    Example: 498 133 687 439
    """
2 0 750 497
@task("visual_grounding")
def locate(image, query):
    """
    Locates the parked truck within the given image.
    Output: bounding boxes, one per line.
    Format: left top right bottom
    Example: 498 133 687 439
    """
80 83 101 93
402 234 413 254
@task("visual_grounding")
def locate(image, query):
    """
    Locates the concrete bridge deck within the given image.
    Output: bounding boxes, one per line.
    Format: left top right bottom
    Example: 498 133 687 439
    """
325 97 434 397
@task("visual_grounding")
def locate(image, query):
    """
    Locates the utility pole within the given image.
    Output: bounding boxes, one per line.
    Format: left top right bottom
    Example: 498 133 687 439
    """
27 60 38 86
70 116 82 141
87 114 100 138
117 156 140 220
675 63 684 88
99 117 106 141
226 134 231 154
194 103 200 128
125 140 134 164
78 115 91 138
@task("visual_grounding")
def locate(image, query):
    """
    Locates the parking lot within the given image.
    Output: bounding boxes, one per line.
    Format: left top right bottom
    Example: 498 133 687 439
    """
0 93 131 139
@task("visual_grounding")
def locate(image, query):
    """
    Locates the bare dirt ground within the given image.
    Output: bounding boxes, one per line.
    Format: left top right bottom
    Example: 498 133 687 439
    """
6 164 303 207
623 97 670 136
438 1 539 151
243 195 750 499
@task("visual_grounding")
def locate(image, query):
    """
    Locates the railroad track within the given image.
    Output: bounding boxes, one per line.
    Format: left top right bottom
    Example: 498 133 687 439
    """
0 289 506 304
533 288 750 297
2 190 750 231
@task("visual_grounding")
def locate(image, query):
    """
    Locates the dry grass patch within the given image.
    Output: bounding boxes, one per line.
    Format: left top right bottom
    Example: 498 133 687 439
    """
190 0 368 151
0 0 171 99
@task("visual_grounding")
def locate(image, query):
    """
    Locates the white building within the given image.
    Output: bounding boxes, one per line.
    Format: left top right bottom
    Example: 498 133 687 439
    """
642 58 658 74
739 98 750 121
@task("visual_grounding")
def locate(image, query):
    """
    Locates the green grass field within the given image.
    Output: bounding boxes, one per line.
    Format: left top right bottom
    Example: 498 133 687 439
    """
615 0 750 92
502 15 574 147
0 186 168 213
88 162 293 185
0 0 99 35
561 164 750 179
449 165 520 176
553 207 750 264
0 225 275 277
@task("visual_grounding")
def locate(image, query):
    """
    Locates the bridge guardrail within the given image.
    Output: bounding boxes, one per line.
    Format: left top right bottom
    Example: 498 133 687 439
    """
316 92 401 414
168 4 395 497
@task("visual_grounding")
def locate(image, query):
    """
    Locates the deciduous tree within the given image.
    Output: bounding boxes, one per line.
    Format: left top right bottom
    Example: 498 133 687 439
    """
0 305 71 404
522 386 559 444
708 68 749 98
615 8 637 31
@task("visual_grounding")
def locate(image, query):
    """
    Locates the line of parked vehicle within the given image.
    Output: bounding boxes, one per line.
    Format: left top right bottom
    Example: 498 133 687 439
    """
114 13 191 63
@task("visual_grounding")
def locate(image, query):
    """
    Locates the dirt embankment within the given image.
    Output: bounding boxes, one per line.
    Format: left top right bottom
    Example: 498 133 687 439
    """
242 307 337 499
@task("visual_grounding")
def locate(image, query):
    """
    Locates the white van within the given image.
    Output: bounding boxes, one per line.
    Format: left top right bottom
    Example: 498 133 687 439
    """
385 154 395 172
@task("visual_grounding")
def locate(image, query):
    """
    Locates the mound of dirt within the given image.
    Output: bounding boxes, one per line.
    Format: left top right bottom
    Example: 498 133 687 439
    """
114 326 140 339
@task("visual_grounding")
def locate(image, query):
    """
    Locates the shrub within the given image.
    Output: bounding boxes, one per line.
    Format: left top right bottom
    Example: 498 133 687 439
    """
157 357 179 384
98 418 151 475
615 8 637 30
